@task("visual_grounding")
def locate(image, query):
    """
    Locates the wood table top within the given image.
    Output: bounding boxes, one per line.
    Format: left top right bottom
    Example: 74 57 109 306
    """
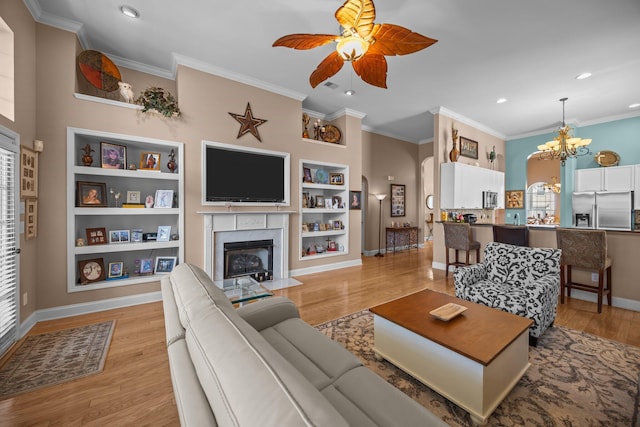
370 289 533 365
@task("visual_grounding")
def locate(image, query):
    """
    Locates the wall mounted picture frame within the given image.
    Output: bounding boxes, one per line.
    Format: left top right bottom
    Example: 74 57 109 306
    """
140 152 161 171
329 173 344 185
109 229 130 244
100 142 126 170
506 190 525 209
459 136 479 159
25 199 37 240
108 261 124 278
154 189 174 208
155 256 177 274
20 145 38 199
349 191 361 210
157 225 171 242
390 184 406 217
77 181 107 207
78 258 106 284
86 227 107 245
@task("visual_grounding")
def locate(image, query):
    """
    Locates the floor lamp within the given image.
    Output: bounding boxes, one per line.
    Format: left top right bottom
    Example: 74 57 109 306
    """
374 194 387 257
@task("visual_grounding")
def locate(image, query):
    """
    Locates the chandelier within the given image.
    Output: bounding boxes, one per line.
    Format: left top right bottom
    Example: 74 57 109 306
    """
537 98 592 166
542 176 561 194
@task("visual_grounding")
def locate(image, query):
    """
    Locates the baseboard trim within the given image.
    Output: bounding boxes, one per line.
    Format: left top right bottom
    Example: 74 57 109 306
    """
18 291 162 339
290 259 362 277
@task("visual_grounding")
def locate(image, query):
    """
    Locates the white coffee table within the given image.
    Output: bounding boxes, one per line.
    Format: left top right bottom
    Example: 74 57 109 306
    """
370 290 533 425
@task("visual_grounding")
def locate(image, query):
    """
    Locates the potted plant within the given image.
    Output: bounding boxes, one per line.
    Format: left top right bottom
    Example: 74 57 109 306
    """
135 87 181 118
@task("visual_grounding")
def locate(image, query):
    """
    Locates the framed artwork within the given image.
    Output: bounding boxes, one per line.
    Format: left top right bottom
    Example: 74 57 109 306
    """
108 261 124 278
100 142 126 169
303 167 313 183
315 195 325 208
329 173 344 185
506 190 525 209
25 199 38 240
154 190 174 208
140 152 161 171
331 195 342 209
155 256 177 274
390 184 406 217
86 227 107 245
77 181 107 207
20 145 38 199
109 229 130 244
131 228 143 243
460 136 479 159
78 258 106 284
137 258 154 275
349 191 361 210
126 191 141 204
157 225 171 242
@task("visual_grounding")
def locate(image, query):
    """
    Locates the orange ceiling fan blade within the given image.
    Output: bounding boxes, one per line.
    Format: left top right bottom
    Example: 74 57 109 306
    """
335 0 376 38
352 53 387 89
272 34 338 50
310 51 345 88
368 23 438 56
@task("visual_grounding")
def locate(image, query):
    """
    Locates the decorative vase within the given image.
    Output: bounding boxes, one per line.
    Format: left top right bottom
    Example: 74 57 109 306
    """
167 149 177 173
449 141 459 162
80 144 94 166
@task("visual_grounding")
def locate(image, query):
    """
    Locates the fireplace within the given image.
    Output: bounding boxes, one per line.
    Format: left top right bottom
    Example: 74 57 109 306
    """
224 239 274 279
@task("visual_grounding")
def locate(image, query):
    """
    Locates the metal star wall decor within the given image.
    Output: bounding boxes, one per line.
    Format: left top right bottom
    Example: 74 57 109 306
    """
228 103 268 142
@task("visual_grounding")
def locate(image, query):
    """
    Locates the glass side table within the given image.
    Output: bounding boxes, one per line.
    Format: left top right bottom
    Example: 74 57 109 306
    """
221 276 273 305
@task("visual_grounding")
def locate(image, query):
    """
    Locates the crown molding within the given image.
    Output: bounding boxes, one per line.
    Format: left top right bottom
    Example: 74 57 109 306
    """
429 106 505 140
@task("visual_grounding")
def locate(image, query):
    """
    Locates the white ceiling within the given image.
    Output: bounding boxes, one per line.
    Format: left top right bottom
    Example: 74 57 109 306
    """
25 0 640 143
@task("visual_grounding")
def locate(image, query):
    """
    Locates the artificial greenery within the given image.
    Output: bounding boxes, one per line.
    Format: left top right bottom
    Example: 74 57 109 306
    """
135 87 181 117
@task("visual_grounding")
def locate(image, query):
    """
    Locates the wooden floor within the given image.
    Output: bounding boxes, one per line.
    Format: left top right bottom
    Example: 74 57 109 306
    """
1 243 639 426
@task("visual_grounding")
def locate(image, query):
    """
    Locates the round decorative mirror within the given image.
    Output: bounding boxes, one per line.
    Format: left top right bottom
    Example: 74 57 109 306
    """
426 194 434 210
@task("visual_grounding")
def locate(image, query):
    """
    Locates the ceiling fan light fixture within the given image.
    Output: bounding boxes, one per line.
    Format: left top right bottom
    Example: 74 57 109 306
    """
345 89 356 96
336 36 369 61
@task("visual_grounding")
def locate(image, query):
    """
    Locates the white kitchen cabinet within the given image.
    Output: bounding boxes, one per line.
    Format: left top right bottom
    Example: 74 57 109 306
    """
635 165 640 210
300 160 349 260
440 162 504 209
575 165 634 192
574 168 603 192
67 127 184 292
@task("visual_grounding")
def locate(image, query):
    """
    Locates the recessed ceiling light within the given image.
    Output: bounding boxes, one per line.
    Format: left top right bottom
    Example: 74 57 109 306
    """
576 72 592 80
630 103 640 109
345 89 355 96
120 5 139 18
496 98 507 104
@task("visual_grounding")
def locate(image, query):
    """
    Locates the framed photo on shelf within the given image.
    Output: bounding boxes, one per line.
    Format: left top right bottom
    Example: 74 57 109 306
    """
390 184 406 217
140 152 161 171
86 227 107 245
349 191 361 210
78 258 106 284
157 225 171 242
315 195 325 208
137 258 154 275
108 261 124 278
131 228 143 243
154 190 174 208
303 167 313 183
155 256 177 274
77 181 107 207
506 190 525 209
126 190 141 204
460 136 479 159
331 195 342 209
100 142 126 170
329 173 344 185
25 199 37 240
109 229 130 244
302 192 309 208
20 145 38 199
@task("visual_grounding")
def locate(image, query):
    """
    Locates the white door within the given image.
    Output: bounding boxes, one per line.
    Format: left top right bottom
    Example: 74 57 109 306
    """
0 127 19 357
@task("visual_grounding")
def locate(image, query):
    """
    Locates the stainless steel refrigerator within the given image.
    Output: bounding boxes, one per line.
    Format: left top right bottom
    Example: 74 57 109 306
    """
596 191 633 231
572 192 596 228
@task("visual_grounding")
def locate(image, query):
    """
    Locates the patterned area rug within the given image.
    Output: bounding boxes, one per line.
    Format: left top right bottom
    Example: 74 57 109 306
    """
316 311 640 426
0 321 115 399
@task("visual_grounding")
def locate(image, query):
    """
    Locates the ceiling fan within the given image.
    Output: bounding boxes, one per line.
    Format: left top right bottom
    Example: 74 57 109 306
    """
272 0 437 89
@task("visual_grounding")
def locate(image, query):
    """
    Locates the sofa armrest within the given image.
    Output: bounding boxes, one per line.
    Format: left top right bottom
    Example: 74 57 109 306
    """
453 263 488 298
236 296 300 331
524 274 560 304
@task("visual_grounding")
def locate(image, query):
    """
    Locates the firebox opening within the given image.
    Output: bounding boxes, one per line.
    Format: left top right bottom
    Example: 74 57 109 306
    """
224 239 274 279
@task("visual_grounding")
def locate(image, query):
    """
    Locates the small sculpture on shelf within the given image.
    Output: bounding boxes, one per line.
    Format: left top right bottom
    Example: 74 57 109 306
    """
167 149 177 173
302 113 310 139
81 144 94 166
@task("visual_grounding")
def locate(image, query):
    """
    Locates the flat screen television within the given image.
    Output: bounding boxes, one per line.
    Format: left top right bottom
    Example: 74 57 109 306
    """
202 141 290 206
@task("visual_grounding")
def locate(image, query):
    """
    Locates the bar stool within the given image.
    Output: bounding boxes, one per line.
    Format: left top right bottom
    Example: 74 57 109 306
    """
555 228 612 313
492 225 529 246
443 222 480 277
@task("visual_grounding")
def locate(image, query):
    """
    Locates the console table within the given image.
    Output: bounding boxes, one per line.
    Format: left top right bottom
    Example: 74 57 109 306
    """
385 226 418 254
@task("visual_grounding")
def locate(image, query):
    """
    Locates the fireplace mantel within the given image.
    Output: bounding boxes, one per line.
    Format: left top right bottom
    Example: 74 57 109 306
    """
199 211 295 281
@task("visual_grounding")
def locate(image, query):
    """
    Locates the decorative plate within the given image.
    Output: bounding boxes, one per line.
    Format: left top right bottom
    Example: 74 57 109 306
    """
430 302 468 321
314 169 329 184
77 50 122 92
594 150 620 167
322 124 341 143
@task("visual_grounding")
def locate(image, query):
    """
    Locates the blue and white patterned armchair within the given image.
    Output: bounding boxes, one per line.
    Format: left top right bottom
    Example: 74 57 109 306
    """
454 242 561 345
